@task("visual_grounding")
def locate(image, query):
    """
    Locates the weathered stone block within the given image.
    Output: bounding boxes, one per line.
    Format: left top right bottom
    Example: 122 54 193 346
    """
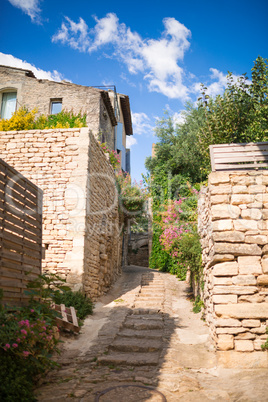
250 326 266 334
235 340 254 352
211 185 231 195
241 209 262 220
238 294 265 303
231 194 254 205
261 258 268 274
215 318 242 327
213 277 233 286
241 319 261 328
211 195 229 204
211 205 240 220
232 185 248 194
254 339 265 351
213 286 258 295
236 332 256 340
212 231 244 243
213 262 238 276
214 242 261 256
216 327 246 335
212 219 233 231
232 275 257 286
238 256 262 275
209 172 230 185
217 334 234 351
245 235 268 245
233 219 258 232
213 295 237 304
215 303 268 319
257 275 268 286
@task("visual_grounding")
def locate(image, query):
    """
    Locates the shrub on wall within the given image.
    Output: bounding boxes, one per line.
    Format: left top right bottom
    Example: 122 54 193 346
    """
0 107 87 131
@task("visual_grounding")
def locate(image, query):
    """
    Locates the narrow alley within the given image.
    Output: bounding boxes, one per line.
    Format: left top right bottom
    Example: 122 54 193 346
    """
36 266 268 401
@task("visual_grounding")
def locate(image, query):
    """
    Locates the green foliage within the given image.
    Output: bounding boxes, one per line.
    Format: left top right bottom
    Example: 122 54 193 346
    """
198 56 268 168
192 296 205 314
53 290 93 321
116 171 147 217
0 107 87 131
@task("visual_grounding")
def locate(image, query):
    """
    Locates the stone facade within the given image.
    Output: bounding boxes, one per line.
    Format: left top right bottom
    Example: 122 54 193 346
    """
0 127 122 300
0 65 116 150
199 171 268 353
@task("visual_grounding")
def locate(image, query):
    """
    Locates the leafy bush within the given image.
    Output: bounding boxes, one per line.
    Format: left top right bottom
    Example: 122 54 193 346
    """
0 107 87 131
53 290 93 320
116 171 147 216
192 296 205 314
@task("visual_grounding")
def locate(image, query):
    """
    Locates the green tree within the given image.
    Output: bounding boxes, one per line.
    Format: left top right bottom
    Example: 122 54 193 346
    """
198 56 268 167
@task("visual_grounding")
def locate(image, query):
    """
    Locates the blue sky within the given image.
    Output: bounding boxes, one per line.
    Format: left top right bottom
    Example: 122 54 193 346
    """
0 0 268 182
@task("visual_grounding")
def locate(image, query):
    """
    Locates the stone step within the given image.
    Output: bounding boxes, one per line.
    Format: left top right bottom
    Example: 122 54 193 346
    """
136 297 163 302
98 352 159 366
118 328 163 339
134 302 163 309
132 308 163 315
110 337 162 353
124 317 164 330
128 313 163 321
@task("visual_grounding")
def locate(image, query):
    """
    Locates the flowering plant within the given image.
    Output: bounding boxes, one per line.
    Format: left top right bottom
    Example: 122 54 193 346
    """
151 184 202 280
99 142 121 169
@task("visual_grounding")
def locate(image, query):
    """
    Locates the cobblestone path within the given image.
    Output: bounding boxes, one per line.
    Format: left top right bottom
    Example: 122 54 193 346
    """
35 266 268 401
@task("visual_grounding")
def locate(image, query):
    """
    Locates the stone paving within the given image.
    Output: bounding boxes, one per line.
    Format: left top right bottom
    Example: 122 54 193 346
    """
35 265 268 401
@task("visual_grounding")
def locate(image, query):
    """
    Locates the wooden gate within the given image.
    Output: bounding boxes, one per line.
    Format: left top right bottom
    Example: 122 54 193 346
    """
0 158 43 306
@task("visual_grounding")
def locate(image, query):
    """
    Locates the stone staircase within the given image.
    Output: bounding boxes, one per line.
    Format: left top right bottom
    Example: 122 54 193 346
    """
98 272 165 367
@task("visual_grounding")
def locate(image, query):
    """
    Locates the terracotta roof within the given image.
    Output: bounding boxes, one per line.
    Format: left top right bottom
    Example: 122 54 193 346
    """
101 91 117 127
120 95 133 136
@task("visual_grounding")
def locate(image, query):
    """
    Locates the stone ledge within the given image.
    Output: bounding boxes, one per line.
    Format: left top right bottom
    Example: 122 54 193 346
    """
217 350 268 368
215 303 268 319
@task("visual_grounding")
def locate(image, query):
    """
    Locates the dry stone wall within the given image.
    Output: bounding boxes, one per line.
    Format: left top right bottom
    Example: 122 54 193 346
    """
199 171 268 354
0 127 122 300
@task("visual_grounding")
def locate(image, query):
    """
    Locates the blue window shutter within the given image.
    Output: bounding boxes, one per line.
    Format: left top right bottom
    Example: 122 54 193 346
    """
116 123 123 151
121 146 126 171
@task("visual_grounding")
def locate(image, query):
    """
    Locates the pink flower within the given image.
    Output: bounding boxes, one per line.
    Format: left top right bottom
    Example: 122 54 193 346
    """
23 351 30 357
21 329 27 335
5 344 10 349
30 309 34 313
12 343 18 348
16 338 21 343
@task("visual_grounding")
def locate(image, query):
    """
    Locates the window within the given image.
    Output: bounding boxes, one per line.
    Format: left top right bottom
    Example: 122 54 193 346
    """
50 99 62 114
1 92 17 119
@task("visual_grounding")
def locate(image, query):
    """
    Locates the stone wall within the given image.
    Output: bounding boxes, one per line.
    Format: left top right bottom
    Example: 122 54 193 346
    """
0 127 122 300
199 171 268 357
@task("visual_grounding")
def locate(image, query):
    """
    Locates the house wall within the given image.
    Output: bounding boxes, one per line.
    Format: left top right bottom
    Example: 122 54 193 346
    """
0 127 122 300
199 171 268 366
0 66 115 150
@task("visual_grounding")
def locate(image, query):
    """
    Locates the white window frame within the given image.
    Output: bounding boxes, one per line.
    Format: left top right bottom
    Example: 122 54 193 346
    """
0 89 17 119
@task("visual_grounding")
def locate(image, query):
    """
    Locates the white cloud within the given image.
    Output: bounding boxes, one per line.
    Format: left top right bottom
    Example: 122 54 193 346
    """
52 13 191 100
0 52 65 82
172 111 186 126
132 112 153 136
52 17 90 52
8 0 41 23
192 68 246 99
126 136 137 148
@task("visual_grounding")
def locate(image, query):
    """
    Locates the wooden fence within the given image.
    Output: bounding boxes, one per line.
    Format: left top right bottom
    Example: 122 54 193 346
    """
0 158 43 306
210 142 268 171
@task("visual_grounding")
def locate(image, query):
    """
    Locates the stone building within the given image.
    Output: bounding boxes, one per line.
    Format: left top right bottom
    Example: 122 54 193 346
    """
0 65 132 173
0 65 134 299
